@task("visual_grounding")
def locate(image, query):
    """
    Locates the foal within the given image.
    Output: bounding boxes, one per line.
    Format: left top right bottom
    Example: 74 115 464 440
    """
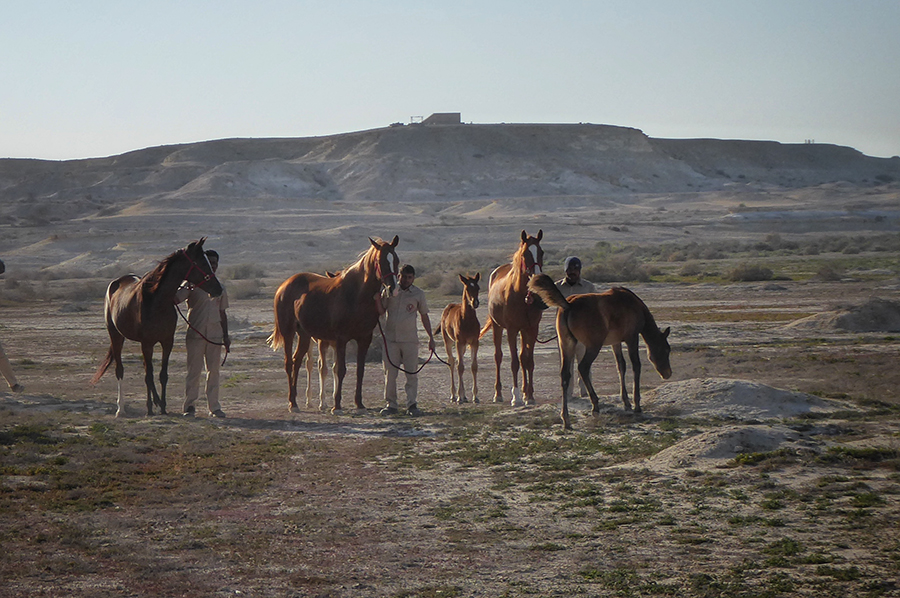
435 273 481 404
528 274 672 429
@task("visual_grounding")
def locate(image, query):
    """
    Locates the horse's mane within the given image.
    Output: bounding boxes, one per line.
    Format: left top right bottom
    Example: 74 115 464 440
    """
614 286 659 332
510 241 528 272
143 250 180 294
343 239 382 277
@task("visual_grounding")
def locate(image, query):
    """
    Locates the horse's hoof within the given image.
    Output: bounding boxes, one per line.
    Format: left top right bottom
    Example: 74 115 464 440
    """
331 408 344 416
473 397 480 404
289 405 301 414
510 399 525 408
115 410 124 419
525 399 535 406
634 407 643 414
355 408 367 415
459 397 468 404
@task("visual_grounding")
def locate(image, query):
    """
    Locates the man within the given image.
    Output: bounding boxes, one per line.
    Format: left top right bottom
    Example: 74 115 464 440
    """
176 250 230 418
0 259 25 393
377 264 436 416
555 256 595 399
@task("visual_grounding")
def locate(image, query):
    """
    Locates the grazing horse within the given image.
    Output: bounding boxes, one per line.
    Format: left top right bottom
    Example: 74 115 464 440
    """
480 230 545 407
91 239 223 418
268 236 400 413
435 273 481 404
528 274 672 429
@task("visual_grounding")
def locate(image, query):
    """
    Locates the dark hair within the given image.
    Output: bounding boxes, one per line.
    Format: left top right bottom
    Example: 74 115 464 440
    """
205 250 219 261
400 264 415 276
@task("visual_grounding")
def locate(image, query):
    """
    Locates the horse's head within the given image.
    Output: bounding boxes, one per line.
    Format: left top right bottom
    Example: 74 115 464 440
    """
518 229 544 277
182 237 224 297
369 235 401 295
648 326 672 380
459 272 480 309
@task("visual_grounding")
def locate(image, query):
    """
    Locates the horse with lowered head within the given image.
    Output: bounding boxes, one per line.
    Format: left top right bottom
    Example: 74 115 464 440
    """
268 236 400 413
528 273 672 429
91 238 223 417
435 273 481 404
480 230 545 407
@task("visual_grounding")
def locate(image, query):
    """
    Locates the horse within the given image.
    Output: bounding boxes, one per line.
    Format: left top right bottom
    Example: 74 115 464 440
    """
91 238 223 418
434 273 481 404
480 230 545 407
527 274 672 429
268 236 400 414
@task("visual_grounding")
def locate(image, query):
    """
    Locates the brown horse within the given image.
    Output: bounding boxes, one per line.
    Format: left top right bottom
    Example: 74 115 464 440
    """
268 236 400 413
91 239 223 418
435 273 481 404
528 274 672 429
480 230 545 406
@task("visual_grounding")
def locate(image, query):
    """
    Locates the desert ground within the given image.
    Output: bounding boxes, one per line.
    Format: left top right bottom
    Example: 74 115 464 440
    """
2 126 900 596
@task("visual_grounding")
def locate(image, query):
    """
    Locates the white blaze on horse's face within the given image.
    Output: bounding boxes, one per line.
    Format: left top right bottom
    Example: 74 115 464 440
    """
383 249 400 296
528 244 542 275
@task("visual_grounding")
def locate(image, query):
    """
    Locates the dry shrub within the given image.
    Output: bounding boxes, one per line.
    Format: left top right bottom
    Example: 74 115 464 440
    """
728 263 774 282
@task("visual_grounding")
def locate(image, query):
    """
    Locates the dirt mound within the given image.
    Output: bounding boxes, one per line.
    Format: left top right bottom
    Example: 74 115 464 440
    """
785 297 900 332
640 377 854 420
632 424 810 471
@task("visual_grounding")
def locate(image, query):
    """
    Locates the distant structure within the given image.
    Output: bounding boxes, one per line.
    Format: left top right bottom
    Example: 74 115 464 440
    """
421 113 461 125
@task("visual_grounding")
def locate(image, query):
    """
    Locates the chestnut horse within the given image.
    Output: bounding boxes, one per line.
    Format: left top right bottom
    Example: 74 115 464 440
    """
434 273 481 404
480 230 545 406
528 274 672 429
91 239 223 418
268 236 400 413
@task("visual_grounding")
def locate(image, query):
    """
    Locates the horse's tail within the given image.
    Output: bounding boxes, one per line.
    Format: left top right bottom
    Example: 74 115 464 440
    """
91 348 113 385
433 323 442 336
478 319 493 339
527 274 569 311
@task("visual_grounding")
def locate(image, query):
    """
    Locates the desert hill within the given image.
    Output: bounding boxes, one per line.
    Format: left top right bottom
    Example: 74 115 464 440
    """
1 123 898 275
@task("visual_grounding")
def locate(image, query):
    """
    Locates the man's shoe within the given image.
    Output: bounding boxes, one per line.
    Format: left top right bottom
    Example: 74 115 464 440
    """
210 409 227 418
10 384 24 393
405 404 423 417
183 406 195 417
379 406 399 416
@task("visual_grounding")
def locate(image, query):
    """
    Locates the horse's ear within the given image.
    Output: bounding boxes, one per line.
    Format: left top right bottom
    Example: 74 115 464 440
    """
198 236 207 247
458 274 466 284
663 327 670 338
521 230 527 243
369 237 379 249
390 235 399 247
536 229 543 241
474 272 480 282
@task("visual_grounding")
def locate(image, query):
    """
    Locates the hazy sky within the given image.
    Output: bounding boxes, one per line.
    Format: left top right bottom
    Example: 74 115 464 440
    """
3 0 898 161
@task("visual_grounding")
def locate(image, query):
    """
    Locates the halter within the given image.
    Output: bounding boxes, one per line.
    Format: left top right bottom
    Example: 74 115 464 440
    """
375 249 398 282
180 249 215 285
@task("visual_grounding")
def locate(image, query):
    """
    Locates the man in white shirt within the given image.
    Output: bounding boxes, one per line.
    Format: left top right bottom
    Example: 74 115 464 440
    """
176 250 230 418
555 256 595 399
377 264 436 416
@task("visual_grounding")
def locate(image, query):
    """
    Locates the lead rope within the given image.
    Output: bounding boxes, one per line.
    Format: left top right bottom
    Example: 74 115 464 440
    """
175 297 230 366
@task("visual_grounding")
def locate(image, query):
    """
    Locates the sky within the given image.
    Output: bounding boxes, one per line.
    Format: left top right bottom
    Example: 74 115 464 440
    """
2 0 899 161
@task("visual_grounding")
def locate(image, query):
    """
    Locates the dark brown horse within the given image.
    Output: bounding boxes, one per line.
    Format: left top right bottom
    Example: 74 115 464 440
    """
528 274 672 429
435 273 481 404
91 239 223 417
480 230 545 406
268 236 400 413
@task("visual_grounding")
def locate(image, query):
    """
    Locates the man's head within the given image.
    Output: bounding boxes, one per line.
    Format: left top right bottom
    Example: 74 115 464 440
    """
399 264 415 290
205 250 220 273
564 256 582 284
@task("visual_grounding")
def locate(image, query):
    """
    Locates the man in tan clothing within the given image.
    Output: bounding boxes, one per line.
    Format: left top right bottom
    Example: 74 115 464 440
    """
555 256 595 399
0 259 24 393
377 264 436 416
176 250 230 418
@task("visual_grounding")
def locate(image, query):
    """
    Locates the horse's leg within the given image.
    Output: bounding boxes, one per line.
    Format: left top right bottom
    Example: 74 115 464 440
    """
141 343 160 416
612 343 632 411
289 335 309 413
559 342 574 430
332 342 347 413
443 330 457 403
353 337 371 412
507 331 523 407
158 337 173 415
304 343 315 408
282 331 297 411
317 341 329 412
455 339 467 404
520 335 536 406
578 345 603 416
470 340 479 403
111 334 126 418
626 337 643 413
491 324 504 403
